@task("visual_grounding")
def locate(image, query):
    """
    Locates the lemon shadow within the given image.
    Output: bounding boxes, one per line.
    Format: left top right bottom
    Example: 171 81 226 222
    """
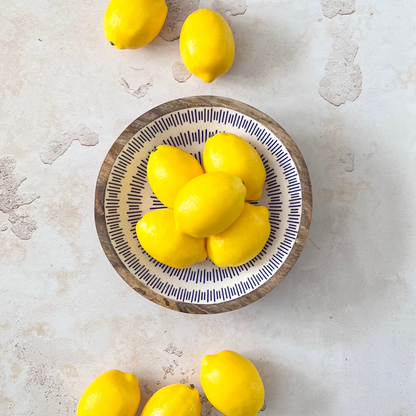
250 358 335 415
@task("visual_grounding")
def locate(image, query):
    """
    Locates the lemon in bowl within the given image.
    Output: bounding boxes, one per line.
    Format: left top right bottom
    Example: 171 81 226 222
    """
174 171 246 238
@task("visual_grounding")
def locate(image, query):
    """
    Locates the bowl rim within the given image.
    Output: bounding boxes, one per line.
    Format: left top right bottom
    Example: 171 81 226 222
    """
95 95 312 314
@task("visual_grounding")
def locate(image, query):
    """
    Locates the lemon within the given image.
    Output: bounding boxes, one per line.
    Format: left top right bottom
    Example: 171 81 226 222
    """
180 9 235 83
147 145 204 209
77 370 140 416
136 208 207 268
141 384 201 416
207 203 270 267
200 351 264 416
203 133 266 201
174 172 246 238
104 0 167 49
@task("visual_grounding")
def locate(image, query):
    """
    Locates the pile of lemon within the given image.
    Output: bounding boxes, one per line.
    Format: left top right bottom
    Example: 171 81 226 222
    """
77 350 264 416
136 133 270 268
103 0 235 83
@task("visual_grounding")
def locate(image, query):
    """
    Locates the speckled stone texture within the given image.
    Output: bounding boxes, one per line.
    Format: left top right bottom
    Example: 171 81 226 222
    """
1 1 416 415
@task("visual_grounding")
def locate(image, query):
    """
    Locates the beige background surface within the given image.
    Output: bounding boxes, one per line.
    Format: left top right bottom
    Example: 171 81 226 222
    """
1 0 416 415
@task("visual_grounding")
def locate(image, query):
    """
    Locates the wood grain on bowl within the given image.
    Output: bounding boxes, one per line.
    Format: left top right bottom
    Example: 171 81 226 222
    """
95 96 312 314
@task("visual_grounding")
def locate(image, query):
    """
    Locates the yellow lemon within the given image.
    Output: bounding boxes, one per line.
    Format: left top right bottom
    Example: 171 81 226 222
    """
203 133 266 201
207 203 270 267
147 145 204 209
180 9 235 83
141 384 201 416
174 172 246 238
104 0 167 49
200 351 264 416
77 370 140 416
136 209 207 268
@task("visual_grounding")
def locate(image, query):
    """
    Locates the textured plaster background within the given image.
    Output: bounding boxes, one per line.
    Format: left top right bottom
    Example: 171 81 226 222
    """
1 0 416 415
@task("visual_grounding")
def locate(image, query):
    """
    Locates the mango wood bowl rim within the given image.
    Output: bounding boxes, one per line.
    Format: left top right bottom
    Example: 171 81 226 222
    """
95 95 312 314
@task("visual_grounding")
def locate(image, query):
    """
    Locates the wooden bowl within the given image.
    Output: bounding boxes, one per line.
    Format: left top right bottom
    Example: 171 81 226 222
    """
95 96 312 314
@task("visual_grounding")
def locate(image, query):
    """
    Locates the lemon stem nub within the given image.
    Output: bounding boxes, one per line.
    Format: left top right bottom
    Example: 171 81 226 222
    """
152 146 157 153
110 41 114 46
190 384 195 389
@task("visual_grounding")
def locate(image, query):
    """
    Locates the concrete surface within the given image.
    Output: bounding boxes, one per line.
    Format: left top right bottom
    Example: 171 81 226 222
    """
1 0 416 415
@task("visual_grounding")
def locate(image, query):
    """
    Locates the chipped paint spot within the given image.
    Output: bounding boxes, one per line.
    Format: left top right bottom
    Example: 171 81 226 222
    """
39 124 99 165
172 61 191 83
13 341 81 411
60 364 78 378
8 212 37 240
200 394 213 416
26 363 63 400
321 0 355 19
39 124 99 164
179 376 189 384
0 393 14 416
159 0 200 42
162 364 175 379
143 383 153 395
0 222 8 231
339 145 355 172
260 401 267 411
120 78 152 99
319 27 362 106
164 342 183 357
0 156 40 240
0 156 39 213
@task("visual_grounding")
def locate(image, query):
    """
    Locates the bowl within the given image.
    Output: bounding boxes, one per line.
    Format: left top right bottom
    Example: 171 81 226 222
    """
95 96 312 314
